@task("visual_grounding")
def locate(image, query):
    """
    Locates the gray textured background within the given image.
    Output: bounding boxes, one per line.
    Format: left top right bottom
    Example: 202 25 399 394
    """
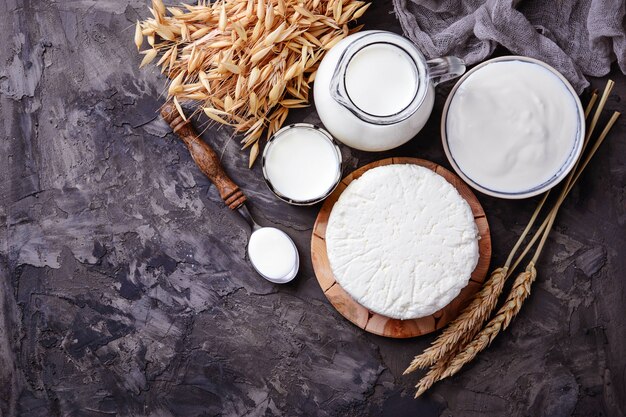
1 0 625 416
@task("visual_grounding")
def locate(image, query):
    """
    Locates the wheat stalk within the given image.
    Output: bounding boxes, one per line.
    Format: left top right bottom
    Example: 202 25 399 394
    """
410 80 620 397
404 89 620 372
404 84 609 375
136 0 370 166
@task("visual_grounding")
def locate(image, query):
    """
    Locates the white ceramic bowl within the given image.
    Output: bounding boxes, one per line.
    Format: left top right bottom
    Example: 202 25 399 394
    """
441 56 585 199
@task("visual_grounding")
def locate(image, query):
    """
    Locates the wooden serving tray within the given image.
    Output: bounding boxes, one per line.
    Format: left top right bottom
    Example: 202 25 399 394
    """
311 157 491 338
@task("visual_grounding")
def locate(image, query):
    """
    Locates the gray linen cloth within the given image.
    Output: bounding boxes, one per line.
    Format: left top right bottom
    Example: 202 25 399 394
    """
392 0 626 93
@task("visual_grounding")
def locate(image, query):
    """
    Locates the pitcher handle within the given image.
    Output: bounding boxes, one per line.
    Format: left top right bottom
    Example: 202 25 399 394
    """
427 56 466 86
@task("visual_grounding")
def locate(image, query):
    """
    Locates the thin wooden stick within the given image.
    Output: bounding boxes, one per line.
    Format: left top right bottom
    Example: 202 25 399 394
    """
585 81 614 144
504 192 548 267
565 111 621 196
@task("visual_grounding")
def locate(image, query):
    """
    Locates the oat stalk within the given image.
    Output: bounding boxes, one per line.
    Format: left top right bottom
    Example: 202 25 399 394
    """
135 0 370 166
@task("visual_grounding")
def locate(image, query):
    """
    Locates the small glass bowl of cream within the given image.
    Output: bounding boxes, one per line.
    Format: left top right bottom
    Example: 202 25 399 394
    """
262 123 342 205
441 56 585 199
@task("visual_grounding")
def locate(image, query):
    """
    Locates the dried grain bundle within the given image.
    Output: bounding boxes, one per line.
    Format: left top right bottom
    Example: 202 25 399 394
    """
136 0 370 166
408 80 621 397
406 87 610 377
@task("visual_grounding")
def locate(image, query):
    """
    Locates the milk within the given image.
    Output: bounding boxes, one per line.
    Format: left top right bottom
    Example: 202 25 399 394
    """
264 125 340 203
313 31 444 152
248 227 297 282
345 43 418 116
445 60 581 194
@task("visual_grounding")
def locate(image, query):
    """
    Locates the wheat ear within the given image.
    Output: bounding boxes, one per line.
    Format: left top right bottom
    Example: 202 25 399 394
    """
439 105 621 383
404 87 604 375
409 80 620 397
441 263 537 379
413 352 456 397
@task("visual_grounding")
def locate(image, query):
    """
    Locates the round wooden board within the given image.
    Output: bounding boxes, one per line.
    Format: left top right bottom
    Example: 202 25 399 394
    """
311 157 492 338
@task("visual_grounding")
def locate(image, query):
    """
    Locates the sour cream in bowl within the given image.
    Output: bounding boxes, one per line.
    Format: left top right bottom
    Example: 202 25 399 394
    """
441 56 584 199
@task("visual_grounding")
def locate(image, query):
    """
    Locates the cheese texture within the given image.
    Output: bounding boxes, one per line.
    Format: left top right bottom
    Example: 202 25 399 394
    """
326 164 479 320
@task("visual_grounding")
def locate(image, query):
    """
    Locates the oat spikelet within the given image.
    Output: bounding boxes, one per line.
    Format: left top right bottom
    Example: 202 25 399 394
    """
404 267 508 374
204 107 230 125
219 2 227 31
134 21 143 50
173 96 187 121
248 141 260 168
139 49 158 68
352 3 371 19
152 0 166 18
441 264 537 379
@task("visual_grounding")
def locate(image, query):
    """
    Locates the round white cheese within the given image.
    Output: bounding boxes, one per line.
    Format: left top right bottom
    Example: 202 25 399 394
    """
325 164 479 320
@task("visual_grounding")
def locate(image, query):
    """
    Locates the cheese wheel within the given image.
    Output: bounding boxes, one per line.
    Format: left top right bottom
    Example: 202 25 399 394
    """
326 164 479 320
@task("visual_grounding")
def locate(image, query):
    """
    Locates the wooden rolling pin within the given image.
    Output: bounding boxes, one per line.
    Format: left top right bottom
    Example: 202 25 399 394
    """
160 103 247 210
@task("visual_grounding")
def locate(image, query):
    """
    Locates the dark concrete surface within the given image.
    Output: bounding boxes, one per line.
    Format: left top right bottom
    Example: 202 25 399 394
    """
1 0 625 416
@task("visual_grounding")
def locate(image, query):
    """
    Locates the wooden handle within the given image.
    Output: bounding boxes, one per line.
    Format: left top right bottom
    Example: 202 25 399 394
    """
160 103 246 210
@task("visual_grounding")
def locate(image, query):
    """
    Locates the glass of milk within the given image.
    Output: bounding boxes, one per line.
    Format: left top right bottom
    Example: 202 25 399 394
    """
262 123 342 205
314 30 466 152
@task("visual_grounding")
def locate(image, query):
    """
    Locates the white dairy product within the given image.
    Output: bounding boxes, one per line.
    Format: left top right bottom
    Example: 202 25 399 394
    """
345 43 418 116
445 60 580 194
248 227 297 282
325 164 479 320
314 31 438 152
264 125 340 202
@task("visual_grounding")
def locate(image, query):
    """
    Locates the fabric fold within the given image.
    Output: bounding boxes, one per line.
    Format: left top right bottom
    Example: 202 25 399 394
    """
393 0 626 93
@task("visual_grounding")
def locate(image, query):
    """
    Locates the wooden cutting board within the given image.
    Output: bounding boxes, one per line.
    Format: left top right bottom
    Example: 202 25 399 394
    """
311 157 491 338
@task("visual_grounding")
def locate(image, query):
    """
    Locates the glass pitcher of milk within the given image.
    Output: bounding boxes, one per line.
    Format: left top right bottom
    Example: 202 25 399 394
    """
314 31 465 151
